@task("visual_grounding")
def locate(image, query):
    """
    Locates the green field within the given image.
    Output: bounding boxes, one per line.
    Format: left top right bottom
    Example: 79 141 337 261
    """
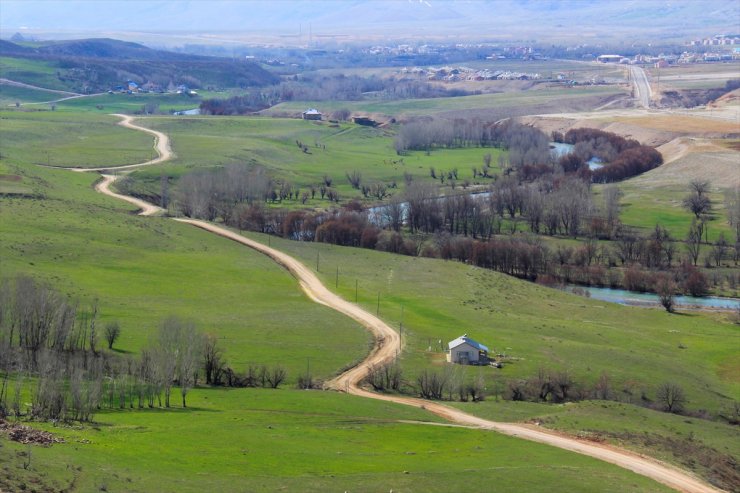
0 56 71 91
614 181 733 242
0 84 63 106
54 92 203 114
240 231 740 414
0 91 737 492
264 85 625 118
0 110 155 168
0 162 369 379
119 115 503 202
1 388 673 493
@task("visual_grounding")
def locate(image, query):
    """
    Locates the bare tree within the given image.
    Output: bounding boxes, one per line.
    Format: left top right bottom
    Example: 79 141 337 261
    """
655 274 676 313
266 366 286 388
104 321 121 350
685 219 703 266
202 334 224 385
656 382 686 413
346 170 362 190
178 323 200 408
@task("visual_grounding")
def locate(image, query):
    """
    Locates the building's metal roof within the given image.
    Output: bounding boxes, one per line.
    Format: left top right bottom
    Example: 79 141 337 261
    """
448 334 488 352
303 108 322 114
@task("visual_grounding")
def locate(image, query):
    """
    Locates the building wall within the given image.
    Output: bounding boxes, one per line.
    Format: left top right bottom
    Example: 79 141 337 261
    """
448 342 480 364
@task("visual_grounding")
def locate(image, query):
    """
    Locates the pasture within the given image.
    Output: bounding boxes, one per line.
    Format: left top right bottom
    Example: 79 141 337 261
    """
264 85 626 119
0 388 672 493
240 230 740 415
0 162 370 379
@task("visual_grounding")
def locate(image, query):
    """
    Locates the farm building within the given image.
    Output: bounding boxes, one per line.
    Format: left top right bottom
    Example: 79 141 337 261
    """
302 108 322 120
446 334 489 365
352 116 378 127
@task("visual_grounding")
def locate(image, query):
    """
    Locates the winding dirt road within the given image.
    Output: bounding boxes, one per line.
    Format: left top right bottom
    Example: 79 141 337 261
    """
84 115 721 493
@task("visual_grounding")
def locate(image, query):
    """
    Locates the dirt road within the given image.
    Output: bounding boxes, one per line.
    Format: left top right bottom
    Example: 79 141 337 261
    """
73 114 173 173
83 115 721 493
95 174 163 216
178 220 720 493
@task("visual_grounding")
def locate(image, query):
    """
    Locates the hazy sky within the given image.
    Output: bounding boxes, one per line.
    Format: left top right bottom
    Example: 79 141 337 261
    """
2 1 738 42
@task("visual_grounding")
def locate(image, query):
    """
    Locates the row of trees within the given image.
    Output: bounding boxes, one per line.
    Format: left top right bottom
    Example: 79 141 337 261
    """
374 362 689 415
169 162 734 297
0 276 292 422
394 119 552 170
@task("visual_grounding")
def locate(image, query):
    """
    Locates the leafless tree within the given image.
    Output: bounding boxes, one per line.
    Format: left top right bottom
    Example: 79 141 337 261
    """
346 170 362 189
202 334 224 385
656 382 686 413
266 366 286 388
177 323 201 407
685 219 703 266
105 321 121 350
655 274 677 313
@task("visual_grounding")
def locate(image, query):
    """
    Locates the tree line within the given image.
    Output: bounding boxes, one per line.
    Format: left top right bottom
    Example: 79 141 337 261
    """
169 163 737 298
367 362 693 417
0 275 289 423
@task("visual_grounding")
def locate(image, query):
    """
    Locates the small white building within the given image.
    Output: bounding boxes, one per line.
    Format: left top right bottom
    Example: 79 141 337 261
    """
446 334 489 365
302 108 322 121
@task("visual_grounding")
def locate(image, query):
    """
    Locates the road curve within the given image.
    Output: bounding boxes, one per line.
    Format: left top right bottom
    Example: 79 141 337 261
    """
95 174 163 216
82 114 720 493
72 114 173 173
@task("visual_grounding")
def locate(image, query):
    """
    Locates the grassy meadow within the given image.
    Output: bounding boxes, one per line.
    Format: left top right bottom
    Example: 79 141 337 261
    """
264 85 625 118
240 231 740 414
0 110 155 167
0 162 370 379
0 88 737 492
0 56 71 91
0 388 673 493
119 115 503 202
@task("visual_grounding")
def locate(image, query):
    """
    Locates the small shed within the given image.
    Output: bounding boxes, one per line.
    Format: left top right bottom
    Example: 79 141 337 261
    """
447 334 489 365
302 108 322 120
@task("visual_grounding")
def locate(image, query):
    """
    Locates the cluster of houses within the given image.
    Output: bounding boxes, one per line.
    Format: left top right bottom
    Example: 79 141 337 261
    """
689 34 740 46
109 81 197 96
399 66 542 82
598 50 740 68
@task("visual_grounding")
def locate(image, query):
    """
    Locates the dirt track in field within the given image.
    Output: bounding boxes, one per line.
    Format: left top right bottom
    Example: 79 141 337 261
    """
84 115 724 493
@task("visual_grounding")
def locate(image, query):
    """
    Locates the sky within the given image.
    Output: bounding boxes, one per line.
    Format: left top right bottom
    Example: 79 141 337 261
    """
1 1 738 43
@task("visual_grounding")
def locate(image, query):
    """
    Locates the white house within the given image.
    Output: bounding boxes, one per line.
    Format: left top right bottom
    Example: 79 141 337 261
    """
446 334 489 365
302 108 322 121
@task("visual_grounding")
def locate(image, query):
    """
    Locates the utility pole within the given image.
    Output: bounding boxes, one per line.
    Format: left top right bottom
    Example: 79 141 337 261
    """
399 305 404 340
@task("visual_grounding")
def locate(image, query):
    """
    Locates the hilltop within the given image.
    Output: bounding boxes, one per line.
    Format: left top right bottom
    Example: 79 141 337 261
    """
0 38 278 92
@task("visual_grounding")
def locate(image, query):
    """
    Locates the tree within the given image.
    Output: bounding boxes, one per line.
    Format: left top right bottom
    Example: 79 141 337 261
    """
104 321 121 350
202 334 224 385
710 232 728 267
656 382 686 413
655 275 676 313
683 180 712 219
685 219 703 266
177 323 200 408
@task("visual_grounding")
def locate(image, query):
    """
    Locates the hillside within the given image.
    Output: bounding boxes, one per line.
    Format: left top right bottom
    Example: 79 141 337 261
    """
0 38 278 92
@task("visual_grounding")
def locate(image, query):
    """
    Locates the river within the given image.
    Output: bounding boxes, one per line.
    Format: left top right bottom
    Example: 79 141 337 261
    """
550 142 604 170
566 284 739 310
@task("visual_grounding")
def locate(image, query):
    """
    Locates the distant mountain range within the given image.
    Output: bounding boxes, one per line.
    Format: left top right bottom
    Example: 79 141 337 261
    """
2 0 739 44
0 38 278 92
